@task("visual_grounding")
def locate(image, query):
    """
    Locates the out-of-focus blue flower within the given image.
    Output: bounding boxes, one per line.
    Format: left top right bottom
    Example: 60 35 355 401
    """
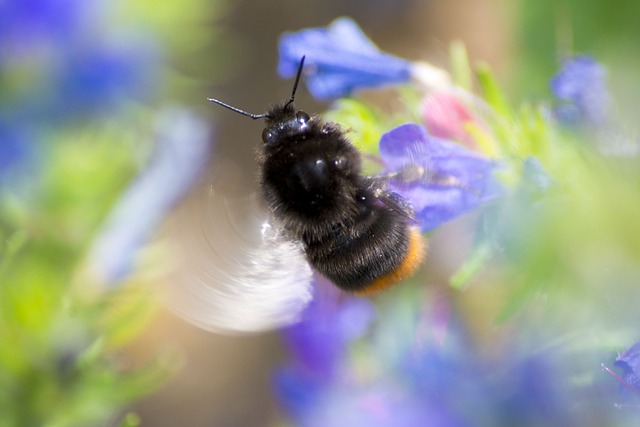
379 123 502 232
0 0 160 186
281 280 375 377
285 384 465 427
493 356 580 426
275 286 466 427
54 42 159 118
278 17 412 100
275 281 376 422
550 56 610 126
86 107 213 285
613 342 640 396
275 287 611 427
0 0 92 50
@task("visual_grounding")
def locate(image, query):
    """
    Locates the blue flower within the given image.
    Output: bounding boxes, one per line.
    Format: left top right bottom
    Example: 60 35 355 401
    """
0 0 161 189
86 107 213 285
379 123 502 232
550 56 610 126
612 341 640 398
278 17 412 100
275 286 615 426
0 0 159 125
54 41 159 117
274 281 376 422
279 280 375 377
0 0 89 49
275 285 468 427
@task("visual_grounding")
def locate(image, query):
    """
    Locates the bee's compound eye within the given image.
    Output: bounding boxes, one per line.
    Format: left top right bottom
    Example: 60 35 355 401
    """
334 155 347 170
296 111 310 125
262 128 278 145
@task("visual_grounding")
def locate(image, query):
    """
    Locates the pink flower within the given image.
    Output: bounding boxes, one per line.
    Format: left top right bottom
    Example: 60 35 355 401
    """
421 91 477 149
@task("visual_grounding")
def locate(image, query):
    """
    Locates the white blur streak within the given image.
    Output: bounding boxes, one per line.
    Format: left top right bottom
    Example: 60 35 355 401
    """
87 106 213 285
163 179 314 333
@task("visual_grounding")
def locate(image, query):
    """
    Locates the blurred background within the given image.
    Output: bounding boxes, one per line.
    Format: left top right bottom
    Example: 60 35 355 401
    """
2 0 640 426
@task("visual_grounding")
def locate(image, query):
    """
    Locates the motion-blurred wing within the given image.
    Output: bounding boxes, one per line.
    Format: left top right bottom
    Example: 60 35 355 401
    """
163 176 313 333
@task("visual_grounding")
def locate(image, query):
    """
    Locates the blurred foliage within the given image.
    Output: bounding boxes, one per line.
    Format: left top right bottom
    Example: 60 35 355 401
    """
481 1 640 349
513 0 640 107
0 127 166 426
0 0 226 425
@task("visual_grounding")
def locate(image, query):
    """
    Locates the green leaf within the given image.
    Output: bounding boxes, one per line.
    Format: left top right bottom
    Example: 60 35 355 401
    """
450 41 473 91
476 63 513 121
450 242 493 289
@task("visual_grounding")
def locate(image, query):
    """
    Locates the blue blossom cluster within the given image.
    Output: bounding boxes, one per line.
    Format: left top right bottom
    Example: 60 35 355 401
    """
275 284 621 427
0 0 159 181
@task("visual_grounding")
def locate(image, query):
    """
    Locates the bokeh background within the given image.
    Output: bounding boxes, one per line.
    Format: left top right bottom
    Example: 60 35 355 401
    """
2 0 640 426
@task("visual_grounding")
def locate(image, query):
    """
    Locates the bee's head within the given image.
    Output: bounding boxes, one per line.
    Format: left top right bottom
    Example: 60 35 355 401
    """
261 104 312 146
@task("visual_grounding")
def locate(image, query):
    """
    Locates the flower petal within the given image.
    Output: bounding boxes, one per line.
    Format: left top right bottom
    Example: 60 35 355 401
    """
393 184 483 231
87 107 213 285
422 91 476 147
278 17 412 99
282 281 375 376
379 123 431 169
380 123 502 231
614 341 640 390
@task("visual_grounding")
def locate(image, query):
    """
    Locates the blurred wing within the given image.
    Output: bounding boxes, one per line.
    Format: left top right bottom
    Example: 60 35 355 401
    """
163 175 313 333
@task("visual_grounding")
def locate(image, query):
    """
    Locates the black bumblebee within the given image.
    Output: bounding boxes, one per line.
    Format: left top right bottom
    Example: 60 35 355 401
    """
166 57 425 332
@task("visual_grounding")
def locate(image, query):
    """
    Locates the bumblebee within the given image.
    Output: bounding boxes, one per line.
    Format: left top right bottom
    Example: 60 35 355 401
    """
167 57 425 332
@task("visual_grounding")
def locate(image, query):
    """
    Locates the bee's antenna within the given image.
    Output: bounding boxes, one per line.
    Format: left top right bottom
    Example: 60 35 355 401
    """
206 97 267 120
284 55 306 110
207 55 306 118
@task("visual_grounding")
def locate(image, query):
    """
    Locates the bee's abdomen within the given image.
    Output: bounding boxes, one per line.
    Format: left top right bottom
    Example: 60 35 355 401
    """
303 207 425 294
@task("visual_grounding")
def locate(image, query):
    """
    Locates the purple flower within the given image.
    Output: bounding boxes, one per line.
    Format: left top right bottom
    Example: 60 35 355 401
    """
54 42 159 117
286 385 465 427
0 0 92 51
86 107 213 285
275 281 376 421
277 292 619 426
280 280 375 377
275 287 467 427
550 56 610 126
379 123 502 232
0 0 161 193
0 0 159 125
613 342 640 396
278 17 412 100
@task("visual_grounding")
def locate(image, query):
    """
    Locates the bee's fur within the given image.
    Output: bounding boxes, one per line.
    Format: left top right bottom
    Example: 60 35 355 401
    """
259 101 420 292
